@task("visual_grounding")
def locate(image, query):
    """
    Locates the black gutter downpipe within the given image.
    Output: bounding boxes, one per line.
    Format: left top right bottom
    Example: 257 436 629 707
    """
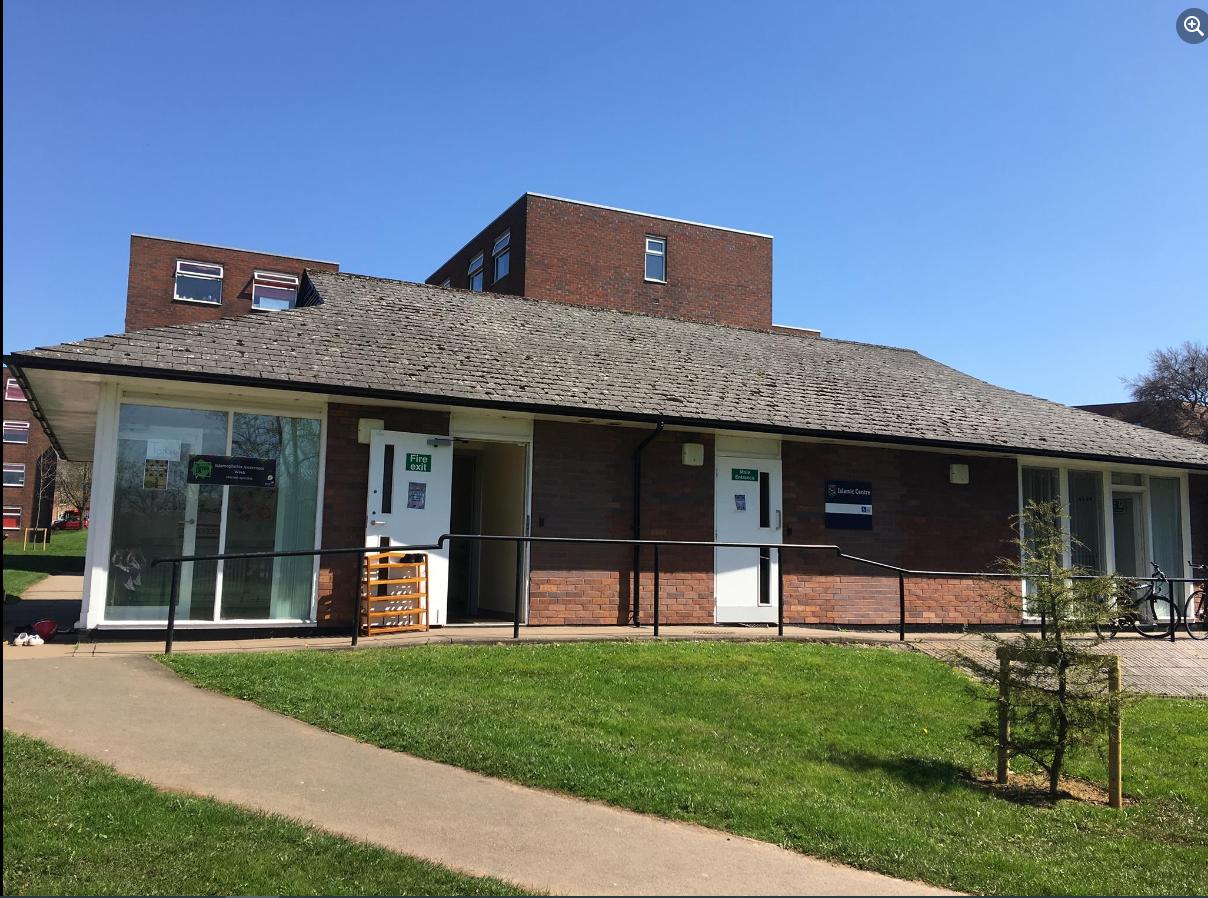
632 420 665 627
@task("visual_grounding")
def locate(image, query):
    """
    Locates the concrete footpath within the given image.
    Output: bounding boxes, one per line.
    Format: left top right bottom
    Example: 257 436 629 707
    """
3 654 953 896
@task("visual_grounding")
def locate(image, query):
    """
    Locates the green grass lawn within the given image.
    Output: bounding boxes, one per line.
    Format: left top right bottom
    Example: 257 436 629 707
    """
2 730 532 896
165 641 1208 896
2 528 88 600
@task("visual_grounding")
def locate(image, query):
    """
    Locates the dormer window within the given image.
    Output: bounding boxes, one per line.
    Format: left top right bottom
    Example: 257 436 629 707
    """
252 271 300 311
468 252 485 292
174 260 224 304
644 237 666 283
492 231 511 282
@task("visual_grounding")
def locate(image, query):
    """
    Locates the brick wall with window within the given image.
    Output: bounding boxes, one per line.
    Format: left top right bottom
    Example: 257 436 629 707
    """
2 365 57 536
124 236 339 331
426 194 772 330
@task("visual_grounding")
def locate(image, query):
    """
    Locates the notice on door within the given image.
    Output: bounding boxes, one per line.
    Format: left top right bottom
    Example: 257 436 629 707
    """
407 481 427 509
186 455 277 489
824 480 872 530
142 459 168 490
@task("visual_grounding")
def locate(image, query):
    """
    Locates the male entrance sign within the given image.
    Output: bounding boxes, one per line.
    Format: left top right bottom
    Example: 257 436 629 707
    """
825 480 872 530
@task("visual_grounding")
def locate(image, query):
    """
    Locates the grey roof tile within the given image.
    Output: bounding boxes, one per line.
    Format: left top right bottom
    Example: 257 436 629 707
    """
8 269 1208 469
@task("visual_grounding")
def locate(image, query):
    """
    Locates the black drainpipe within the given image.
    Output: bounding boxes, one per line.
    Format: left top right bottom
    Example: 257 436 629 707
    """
632 419 665 626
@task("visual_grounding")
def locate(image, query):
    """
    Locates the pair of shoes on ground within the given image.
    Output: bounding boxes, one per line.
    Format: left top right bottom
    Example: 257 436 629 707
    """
12 632 44 646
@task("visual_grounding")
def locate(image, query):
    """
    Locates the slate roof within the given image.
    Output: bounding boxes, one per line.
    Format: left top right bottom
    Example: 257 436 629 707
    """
9 269 1208 469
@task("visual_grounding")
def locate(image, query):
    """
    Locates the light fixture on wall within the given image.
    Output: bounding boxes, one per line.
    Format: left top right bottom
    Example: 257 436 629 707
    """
427 437 454 447
357 418 384 444
949 463 970 485
682 443 705 466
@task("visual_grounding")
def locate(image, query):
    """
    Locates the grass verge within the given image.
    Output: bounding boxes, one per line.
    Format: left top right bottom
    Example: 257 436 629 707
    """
2 730 533 896
165 640 1208 896
3 528 88 600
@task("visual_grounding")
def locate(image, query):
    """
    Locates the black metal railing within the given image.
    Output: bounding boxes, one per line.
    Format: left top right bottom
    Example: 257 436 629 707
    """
150 537 1203 653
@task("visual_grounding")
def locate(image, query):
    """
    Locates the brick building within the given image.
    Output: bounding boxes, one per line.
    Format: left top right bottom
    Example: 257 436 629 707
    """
5 194 1206 632
3 365 56 537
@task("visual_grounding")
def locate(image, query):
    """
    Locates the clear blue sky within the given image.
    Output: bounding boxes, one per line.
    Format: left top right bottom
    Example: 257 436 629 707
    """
4 1 1204 405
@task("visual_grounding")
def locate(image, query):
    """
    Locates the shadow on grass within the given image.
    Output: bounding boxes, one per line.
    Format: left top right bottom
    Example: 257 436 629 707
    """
3 552 87 577
828 750 970 792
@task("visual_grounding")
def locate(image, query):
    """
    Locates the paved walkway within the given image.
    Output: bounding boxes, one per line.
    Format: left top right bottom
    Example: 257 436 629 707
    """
915 633 1208 698
3 654 953 896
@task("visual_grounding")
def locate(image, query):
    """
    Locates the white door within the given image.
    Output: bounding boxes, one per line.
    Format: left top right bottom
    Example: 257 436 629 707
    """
715 456 782 623
366 431 453 625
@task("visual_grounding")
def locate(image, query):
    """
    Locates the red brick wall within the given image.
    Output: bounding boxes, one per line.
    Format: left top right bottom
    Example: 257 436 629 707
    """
779 442 1020 625
315 403 449 627
2 365 57 535
525 196 772 329
527 427 1023 626
527 421 714 624
426 196 528 296
124 236 339 331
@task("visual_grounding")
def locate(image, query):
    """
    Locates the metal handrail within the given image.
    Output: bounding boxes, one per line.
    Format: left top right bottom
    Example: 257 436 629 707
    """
149 536 1204 653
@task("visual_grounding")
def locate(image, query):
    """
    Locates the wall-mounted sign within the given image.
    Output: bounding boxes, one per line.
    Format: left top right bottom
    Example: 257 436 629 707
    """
732 468 759 482
406 453 432 473
142 459 168 490
407 481 427 509
186 455 277 489
825 480 872 530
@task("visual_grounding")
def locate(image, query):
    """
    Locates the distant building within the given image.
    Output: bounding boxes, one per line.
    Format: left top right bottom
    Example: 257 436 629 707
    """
3 364 56 535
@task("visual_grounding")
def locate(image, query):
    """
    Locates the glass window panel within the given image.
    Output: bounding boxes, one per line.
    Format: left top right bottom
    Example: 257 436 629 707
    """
219 413 320 620
106 404 228 621
175 273 223 304
1111 472 1143 486
645 252 666 281
252 283 297 311
469 270 484 292
1068 470 1104 572
4 464 25 486
5 379 26 401
4 422 30 443
1149 477 1185 602
493 248 510 281
3 507 20 529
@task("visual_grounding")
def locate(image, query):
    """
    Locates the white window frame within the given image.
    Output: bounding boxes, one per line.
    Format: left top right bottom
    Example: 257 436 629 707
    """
1016 456 1194 618
3 463 25 487
438 278 451 288
468 252 485 292
492 230 511 283
251 270 301 311
174 260 224 305
5 379 26 402
2 506 20 530
3 421 30 444
644 236 667 283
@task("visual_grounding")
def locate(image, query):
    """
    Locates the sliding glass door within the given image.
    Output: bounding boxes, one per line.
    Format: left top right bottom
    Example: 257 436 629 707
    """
105 402 321 623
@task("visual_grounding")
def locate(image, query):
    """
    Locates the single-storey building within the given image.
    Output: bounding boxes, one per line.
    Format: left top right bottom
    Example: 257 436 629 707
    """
6 196 1207 632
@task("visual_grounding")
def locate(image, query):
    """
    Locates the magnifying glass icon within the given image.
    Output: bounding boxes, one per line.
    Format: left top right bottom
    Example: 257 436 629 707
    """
1186 14 1206 36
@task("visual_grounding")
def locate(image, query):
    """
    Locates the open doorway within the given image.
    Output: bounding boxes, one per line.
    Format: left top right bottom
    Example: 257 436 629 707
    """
448 439 527 622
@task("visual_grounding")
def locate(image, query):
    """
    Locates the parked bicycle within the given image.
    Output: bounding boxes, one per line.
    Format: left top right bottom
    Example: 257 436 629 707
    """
1184 562 1207 641
1094 562 1177 639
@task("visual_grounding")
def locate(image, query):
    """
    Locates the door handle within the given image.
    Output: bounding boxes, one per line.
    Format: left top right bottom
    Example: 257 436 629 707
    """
369 520 386 526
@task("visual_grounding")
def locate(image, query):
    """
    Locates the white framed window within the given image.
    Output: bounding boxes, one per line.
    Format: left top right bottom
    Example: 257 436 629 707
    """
5 379 26 402
468 252 485 292
3 463 25 487
3 421 30 444
644 236 666 282
252 271 300 311
2 506 20 530
492 230 511 282
174 260 224 305
438 278 451 288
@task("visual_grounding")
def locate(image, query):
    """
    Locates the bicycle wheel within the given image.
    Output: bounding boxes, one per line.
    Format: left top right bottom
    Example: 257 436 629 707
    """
1094 618 1119 639
1134 594 1177 638
1184 590 1208 640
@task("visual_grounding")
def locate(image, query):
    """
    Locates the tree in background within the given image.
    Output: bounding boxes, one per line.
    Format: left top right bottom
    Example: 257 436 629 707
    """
1128 341 1208 444
55 460 92 519
31 448 58 530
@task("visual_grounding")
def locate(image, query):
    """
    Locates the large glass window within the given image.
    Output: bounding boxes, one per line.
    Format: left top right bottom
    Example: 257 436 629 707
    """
1149 477 1186 602
4 463 26 487
251 271 299 311
4 421 30 443
644 236 666 282
105 403 320 622
1068 470 1104 572
492 231 510 282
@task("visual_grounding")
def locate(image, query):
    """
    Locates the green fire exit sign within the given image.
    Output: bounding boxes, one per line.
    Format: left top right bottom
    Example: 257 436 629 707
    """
731 468 759 481
406 453 432 472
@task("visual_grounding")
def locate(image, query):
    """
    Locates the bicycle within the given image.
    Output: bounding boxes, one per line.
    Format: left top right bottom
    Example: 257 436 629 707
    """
1183 562 1207 641
1094 562 1178 639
